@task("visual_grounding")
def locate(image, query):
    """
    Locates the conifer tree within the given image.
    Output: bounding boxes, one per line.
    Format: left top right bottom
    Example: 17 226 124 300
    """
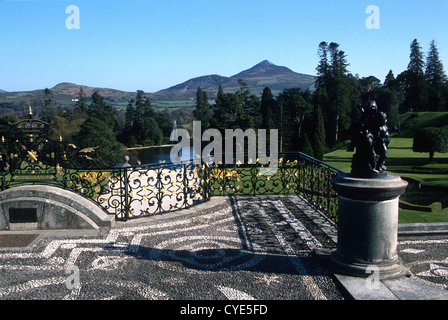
408 39 425 76
298 133 314 157
313 105 326 151
315 41 330 90
404 39 428 111
75 87 88 113
311 132 324 160
315 41 351 145
277 88 312 152
129 90 162 145
41 88 56 123
260 87 276 130
124 99 135 134
425 40 447 110
76 92 122 160
384 70 397 90
193 87 210 129
237 79 260 129
211 85 240 130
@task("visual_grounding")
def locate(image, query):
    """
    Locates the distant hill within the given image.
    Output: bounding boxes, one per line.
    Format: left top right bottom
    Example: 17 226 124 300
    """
232 60 316 95
232 59 305 80
51 82 135 98
155 60 315 99
0 83 136 108
0 60 316 108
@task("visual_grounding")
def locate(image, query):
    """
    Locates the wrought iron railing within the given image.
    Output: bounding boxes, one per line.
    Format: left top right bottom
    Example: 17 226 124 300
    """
93 152 342 222
103 161 209 220
204 152 342 222
0 116 122 209
0 115 343 223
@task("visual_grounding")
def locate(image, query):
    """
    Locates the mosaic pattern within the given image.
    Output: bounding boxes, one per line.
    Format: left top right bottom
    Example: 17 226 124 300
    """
0 196 343 300
1 196 446 300
398 238 448 288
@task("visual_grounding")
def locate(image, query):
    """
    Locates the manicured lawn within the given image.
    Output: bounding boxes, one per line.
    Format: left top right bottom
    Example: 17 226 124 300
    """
399 111 448 138
322 140 353 173
399 208 448 223
323 137 448 188
323 135 448 223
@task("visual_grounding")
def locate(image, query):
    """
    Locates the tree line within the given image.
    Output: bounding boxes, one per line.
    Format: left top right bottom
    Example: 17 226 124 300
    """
194 81 326 159
0 88 173 160
0 38 445 162
193 38 447 160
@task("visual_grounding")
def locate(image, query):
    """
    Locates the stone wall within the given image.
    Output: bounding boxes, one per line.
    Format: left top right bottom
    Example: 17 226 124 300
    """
0 185 115 230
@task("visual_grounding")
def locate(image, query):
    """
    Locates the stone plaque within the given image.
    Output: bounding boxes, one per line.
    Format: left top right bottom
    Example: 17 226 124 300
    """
9 208 38 223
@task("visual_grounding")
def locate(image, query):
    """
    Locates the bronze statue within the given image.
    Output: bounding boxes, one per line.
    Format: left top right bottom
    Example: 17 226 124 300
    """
348 100 390 178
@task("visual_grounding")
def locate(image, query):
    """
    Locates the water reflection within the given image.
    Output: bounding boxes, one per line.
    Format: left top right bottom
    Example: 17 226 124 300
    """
126 145 194 165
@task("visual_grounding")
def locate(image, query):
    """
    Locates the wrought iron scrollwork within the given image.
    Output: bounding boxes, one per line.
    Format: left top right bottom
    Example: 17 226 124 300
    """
119 162 204 219
205 152 342 222
0 113 118 206
0 114 342 223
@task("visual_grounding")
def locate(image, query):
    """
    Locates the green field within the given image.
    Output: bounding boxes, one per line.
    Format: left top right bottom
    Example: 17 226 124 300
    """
151 100 195 110
323 112 448 223
324 137 448 185
106 99 195 111
399 111 448 138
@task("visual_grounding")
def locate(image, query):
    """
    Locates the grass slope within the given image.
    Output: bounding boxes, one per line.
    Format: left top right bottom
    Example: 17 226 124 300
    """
399 111 448 137
323 112 448 223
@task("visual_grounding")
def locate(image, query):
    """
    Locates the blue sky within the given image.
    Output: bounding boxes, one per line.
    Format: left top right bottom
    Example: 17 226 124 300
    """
0 0 447 93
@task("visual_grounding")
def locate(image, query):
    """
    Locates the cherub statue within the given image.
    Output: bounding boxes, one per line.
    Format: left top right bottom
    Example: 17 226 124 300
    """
349 100 389 178
374 111 390 172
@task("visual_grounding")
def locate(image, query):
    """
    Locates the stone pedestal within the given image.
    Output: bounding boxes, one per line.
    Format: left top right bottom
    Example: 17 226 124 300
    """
330 173 408 279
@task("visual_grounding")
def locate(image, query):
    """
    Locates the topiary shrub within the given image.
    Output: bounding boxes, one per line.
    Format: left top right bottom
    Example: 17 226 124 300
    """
413 127 448 163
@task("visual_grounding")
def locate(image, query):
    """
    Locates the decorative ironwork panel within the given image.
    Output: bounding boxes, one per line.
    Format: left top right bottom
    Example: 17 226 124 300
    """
102 162 207 221
0 114 342 223
205 153 342 223
0 114 120 213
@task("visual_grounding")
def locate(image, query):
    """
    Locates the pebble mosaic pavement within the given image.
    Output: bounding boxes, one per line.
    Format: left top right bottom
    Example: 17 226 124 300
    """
0 195 447 300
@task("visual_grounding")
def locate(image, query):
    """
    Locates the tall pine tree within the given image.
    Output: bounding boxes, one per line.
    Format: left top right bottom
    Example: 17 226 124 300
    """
76 92 122 160
315 41 351 145
129 90 162 146
384 70 397 90
260 87 276 130
41 88 56 123
193 87 210 129
404 39 428 111
277 88 313 152
425 40 447 110
75 87 88 113
315 41 330 90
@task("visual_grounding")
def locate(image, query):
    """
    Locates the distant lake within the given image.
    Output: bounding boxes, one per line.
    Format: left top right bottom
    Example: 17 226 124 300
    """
125 144 264 166
125 145 194 165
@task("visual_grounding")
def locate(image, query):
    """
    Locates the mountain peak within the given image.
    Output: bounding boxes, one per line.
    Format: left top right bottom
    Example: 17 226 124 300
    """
52 82 80 89
231 60 296 80
156 60 316 98
257 60 274 66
